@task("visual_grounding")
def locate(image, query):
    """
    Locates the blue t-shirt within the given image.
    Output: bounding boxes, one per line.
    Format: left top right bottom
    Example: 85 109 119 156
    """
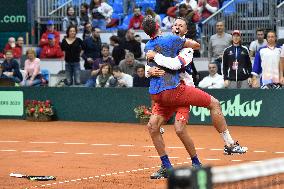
145 34 186 94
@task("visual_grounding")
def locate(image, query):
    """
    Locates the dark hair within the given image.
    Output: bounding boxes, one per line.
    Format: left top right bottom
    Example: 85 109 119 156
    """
179 3 188 10
256 28 265 33
145 7 156 18
89 0 102 11
66 6 75 16
142 16 157 38
112 65 122 72
81 2 89 9
110 35 120 44
266 30 277 37
101 43 109 50
98 63 112 75
135 64 145 72
66 25 77 37
175 17 189 27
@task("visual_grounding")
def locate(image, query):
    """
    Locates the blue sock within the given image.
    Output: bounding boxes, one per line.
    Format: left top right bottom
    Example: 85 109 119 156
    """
160 155 172 169
191 155 201 165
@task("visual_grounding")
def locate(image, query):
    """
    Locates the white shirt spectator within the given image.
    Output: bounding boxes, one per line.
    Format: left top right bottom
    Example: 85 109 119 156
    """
162 16 175 30
249 39 267 57
117 73 133 87
179 0 198 11
198 73 224 89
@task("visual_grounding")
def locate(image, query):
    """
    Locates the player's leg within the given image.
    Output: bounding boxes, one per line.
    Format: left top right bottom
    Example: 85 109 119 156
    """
174 107 202 168
148 103 174 179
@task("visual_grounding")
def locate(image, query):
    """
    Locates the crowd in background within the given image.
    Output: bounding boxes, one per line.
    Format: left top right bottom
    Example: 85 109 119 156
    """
0 0 283 89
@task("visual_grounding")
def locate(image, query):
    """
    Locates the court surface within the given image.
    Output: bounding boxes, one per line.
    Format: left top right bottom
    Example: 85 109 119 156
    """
0 120 283 189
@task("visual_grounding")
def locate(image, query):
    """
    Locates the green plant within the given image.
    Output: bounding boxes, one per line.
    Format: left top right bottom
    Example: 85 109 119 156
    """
134 105 151 119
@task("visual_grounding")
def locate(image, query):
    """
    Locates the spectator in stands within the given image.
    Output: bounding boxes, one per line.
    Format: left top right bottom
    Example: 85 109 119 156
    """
179 0 198 11
0 50 22 83
120 29 142 59
119 52 142 76
155 0 175 14
109 35 126 65
40 34 64 59
128 7 144 30
223 30 252 89
112 65 133 87
249 28 267 57
80 3 91 30
252 31 282 89
124 0 136 16
134 34 146 59
82 27 102 70
145 8 161 27
133 64 150 87
83 22 93 40
62 6 80 32
3 37 22 59
60 25 83 86
89 0 113 30
16 37 24 51
21 48 42 86
85 44 114 87
208 20 231 74
162 15 175 30
198 62 224 89
197 0 219 20
96 64 114 87
39 20 60 48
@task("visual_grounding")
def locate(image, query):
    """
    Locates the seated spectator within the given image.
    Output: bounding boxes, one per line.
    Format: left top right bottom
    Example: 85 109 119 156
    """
198 62 224 89
80 3 91 30
223 30 252 89
145 8 161 26
120 29 141 59
197 0 219 20
162 15 175 30
82 27 102 70
89 0 113 30
62 6 80 32
119 52 141 76
96 64 114 87
109 35 126 65
128 6 144 30
252 31 282 89
249 28 267 57
83 22 93 40
16 36 24 54
3 37 22 59
134 34 146 59
111 66 133 87
133 64 150 87
21 48 42 86
93 44 115 70
40 34 64 59
39 20 60 48
0 50 23 83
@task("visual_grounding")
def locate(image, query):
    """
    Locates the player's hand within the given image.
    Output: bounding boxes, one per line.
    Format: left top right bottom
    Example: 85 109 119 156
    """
148 66 165 77
248 78 252 86
146 51 157 60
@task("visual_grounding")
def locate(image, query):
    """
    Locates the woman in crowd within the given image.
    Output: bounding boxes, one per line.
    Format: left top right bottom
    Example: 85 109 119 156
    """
21 48 42 86
96 64 114 87
61 25 84 86
145 8 161 26
62 6 80 32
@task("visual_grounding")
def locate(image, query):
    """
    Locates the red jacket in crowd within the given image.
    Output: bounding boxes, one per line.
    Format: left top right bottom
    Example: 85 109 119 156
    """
39 30 60 47
3 44 22 58
40 44 64 59
128 15 144 30
198 0 219 19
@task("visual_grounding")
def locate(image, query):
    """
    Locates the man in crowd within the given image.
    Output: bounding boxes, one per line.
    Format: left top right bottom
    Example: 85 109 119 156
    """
198 62 224 89
249 28 267 57
39 20 60 48
40 34 64 59
119 52 141 76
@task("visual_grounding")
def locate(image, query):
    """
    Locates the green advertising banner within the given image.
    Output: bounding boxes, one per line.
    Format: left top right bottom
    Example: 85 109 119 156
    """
0 0 28 32
0 91 23 116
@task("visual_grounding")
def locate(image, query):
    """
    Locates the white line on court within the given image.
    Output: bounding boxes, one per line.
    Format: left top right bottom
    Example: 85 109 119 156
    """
0 141 20 143
169 156 179 159
143 145 155 148
231 160 243 162
103 153 119 156
210 148 223 151
29 141 58 144
63 143 87 145
127 154 141 157
168 147 184 149
196 147 205 150
53 152 68 154
91 144 112 146
147 156 160 158
275 151 284 154
204 158 221 161
0 149 17 152
75 153 94 155
253 150 267 153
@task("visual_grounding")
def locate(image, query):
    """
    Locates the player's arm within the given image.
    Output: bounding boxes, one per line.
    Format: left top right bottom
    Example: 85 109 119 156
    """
184 39 200 50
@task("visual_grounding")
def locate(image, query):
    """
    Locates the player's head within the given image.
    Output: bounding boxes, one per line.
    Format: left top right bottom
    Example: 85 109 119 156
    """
172 17 188 37
142 15 160 39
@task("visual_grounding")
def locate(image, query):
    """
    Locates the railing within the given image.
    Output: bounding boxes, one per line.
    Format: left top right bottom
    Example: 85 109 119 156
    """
201 0 277 57
276 1 284 38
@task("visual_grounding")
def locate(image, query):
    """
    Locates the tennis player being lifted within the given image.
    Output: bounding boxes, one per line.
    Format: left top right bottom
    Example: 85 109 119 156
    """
143 16 248 179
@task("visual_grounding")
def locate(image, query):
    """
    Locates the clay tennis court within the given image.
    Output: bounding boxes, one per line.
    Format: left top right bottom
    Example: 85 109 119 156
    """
1 120 284 189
